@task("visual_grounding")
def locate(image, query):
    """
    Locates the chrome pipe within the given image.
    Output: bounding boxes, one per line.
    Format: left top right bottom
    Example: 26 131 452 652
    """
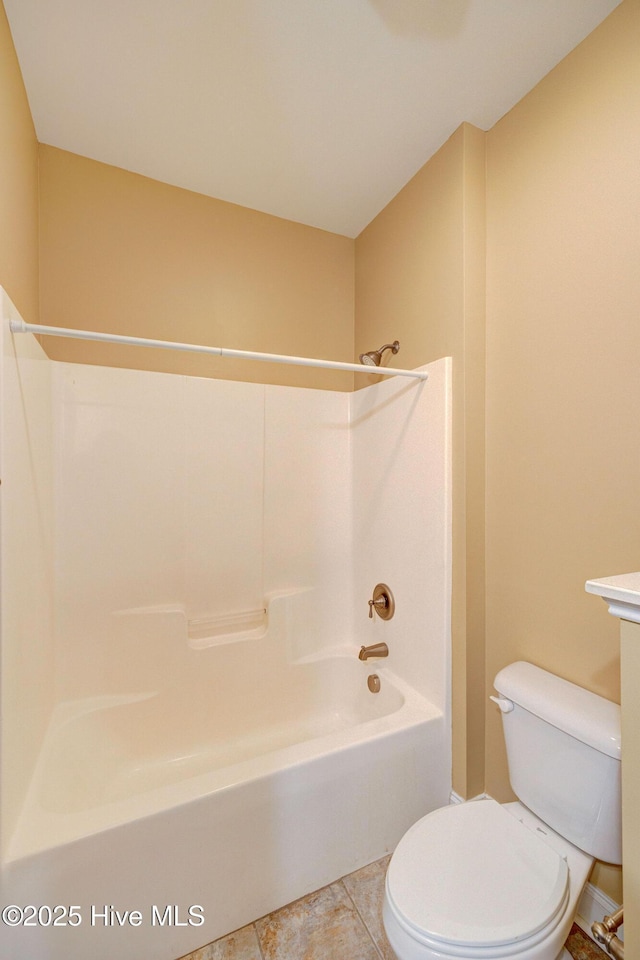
602 907 624 933
592 907 624 959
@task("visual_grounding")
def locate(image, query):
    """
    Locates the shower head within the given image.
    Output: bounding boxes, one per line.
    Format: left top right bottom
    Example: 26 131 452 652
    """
359 341 400 367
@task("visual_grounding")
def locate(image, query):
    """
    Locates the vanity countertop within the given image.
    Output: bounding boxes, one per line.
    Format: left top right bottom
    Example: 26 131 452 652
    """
586 573 640 623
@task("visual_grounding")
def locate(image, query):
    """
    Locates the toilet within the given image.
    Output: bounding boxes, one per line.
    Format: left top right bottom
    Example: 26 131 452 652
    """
383 661 622 960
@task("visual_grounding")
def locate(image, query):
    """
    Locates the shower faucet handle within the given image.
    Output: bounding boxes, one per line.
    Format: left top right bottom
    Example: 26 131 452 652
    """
368 597 386 618
367 583 395 620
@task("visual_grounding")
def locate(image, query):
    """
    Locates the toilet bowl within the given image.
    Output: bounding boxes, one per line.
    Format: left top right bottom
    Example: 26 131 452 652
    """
383 662 621 960
383 797 592 960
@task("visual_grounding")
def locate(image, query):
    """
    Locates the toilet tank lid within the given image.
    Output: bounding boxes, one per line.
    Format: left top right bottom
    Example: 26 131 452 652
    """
494 661 621 760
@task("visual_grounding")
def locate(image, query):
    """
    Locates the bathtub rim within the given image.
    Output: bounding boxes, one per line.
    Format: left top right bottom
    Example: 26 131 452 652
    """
5 661 443 865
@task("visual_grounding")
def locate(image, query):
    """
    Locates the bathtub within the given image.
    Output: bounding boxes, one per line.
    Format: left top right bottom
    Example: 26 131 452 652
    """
1 600 449 960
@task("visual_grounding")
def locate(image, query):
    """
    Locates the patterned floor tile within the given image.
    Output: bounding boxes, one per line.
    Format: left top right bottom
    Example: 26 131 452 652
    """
342 858 396 960
177 923 262 960
566 923 610 959
255 881 381 960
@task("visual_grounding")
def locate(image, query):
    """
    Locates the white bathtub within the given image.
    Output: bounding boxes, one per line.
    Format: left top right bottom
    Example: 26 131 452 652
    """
1 613 449 960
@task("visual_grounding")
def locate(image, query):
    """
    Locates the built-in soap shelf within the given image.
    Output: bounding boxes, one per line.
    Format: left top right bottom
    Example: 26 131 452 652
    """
112 601 269 650
187 606 267 649
112 591 314 651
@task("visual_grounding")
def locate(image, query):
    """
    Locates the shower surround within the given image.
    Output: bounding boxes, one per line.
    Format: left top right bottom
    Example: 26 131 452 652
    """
0 289 451 960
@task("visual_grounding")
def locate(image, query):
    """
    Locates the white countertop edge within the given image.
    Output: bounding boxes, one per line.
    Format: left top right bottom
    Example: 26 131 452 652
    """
586 573 640 624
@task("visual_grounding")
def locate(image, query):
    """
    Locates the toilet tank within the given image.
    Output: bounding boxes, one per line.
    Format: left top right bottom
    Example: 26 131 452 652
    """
493 661 621 864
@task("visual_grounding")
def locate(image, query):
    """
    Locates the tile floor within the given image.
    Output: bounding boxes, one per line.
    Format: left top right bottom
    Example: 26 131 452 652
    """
178 856 608 960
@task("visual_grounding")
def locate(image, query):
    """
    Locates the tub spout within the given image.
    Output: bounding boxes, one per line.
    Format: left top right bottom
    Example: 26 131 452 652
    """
359 642 389 661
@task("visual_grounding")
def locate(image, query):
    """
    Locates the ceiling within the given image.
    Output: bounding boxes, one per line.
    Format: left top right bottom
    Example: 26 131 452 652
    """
6 0 621 238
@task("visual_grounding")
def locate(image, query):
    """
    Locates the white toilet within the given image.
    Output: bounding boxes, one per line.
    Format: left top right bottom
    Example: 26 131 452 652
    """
383 661 621 960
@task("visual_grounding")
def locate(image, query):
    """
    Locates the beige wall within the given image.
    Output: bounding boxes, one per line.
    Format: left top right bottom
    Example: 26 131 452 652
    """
485 0 639 902
356 0 638 906
355 123 487 800
38 145 355 390
0 2 39 321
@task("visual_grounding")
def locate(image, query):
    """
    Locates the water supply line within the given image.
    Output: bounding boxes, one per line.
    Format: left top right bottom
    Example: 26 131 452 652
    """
592 907 624 959
8 319 428 381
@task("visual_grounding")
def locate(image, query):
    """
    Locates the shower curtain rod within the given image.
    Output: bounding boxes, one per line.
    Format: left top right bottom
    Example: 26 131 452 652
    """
9 319 429 381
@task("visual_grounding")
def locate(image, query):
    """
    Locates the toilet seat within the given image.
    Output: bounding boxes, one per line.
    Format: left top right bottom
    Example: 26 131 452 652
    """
385 798 569 954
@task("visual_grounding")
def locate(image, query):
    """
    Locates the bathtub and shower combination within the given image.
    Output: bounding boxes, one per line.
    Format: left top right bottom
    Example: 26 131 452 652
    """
0 293 452 960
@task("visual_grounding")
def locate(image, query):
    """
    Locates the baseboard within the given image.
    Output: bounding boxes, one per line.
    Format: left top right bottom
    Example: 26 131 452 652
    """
576 881 623 943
